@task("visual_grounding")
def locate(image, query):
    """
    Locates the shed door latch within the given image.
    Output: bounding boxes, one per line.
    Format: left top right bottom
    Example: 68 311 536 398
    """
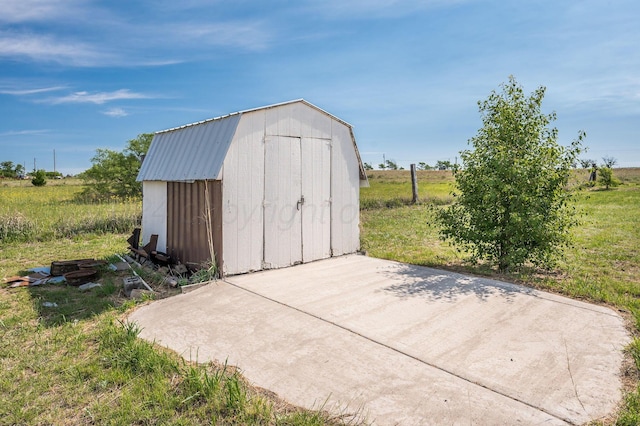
297 195 305 210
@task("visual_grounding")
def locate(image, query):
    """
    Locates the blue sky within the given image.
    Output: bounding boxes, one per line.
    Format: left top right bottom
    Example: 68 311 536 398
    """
1 0 638 175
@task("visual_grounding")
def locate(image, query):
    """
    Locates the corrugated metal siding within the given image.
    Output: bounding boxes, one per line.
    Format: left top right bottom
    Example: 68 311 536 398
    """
166 180 222 270
137 114 240 182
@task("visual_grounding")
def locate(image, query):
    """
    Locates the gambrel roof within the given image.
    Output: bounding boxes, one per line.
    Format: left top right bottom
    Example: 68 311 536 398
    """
137 99 367 183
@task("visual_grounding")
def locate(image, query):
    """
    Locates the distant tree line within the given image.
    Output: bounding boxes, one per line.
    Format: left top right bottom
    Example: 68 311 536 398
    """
0 161 26 178
0 161 64 187
578 155 620 189
365 154 621 173
363 159 455 171
578 156 617 169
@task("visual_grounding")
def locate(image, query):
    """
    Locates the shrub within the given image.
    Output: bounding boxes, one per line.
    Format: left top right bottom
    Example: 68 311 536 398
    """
598 167 620 190
31 169 47 187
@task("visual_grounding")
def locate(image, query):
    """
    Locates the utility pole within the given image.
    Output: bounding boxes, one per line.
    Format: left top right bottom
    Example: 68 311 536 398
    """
53 149 56 174
33 157 36 172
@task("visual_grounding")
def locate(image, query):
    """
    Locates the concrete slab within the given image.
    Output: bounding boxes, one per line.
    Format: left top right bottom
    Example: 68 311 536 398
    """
128 255 630 425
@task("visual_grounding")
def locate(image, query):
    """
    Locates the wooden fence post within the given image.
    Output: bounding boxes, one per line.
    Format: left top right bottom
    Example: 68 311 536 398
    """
410 163 419 203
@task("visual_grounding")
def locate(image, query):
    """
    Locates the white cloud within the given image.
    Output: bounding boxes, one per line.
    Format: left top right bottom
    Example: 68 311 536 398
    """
0 32 114 66
165 21 272 51
299 0 470 19
0 86 65 96
0 0 85 23
0 129 50 136
103 107 129 117
46 89 151 105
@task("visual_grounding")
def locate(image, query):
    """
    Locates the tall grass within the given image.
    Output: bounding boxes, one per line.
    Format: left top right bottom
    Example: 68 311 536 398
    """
0 184 140 243
361 170 454 209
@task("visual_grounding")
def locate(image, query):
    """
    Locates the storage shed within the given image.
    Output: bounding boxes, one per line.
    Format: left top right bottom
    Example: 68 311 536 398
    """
137 99 368 276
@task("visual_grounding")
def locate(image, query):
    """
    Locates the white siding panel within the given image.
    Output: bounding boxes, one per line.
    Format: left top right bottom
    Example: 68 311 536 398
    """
221 111 265 275
265 102 332 140
142 181 167 252
265 103 302 137
330 121 360 256
301 138 331 261
299 103 332 139
264 136 302 268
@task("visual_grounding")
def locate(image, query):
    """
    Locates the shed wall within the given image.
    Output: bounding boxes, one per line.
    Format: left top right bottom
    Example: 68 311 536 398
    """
265 102 332 139
142 181 167 252
221 112 265 275
221 104 355 274
330 119 360 255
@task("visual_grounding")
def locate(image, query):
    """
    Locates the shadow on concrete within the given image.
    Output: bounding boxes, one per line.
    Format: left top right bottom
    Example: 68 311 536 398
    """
378 263 537 303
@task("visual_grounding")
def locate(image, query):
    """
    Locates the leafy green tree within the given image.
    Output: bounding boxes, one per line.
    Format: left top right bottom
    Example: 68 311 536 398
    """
31 169 47 186
79 133 153 201
601 156 617 168
385 160 398 170
1 161 15 178
435 160 453 170
417 162 432 170
598 167 620 189
14 164 24 177
579 158 595 169
378 163 386 170
363 162 373 170
436 76 584 271
45 171 63 179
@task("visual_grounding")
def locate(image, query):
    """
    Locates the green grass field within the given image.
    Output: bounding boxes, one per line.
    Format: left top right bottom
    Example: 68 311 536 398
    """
1 169 640 424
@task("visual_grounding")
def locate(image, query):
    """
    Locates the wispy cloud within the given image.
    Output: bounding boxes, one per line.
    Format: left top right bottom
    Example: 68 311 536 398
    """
0 129 50 136
0 86 65 96
103 107 128 117
165 21 272 51
0 31 114 66
0 0 85 23
45 89 152 105
298 0 470 19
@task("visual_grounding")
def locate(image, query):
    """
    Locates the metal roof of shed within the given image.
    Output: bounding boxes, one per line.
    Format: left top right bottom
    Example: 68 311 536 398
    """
137 99 367 183
137 113 240 182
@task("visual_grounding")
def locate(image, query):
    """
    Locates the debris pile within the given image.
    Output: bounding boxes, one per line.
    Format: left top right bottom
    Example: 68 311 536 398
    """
2 256 160 300
4 270 51 288
3 230 217 300
3 258 104 288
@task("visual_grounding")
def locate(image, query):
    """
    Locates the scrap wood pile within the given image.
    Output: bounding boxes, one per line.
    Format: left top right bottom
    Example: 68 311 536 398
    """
4 259 107 289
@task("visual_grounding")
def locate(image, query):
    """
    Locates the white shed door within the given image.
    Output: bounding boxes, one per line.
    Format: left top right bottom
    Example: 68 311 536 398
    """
301 137 331 261
264 136 303 268
264 136 331 269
